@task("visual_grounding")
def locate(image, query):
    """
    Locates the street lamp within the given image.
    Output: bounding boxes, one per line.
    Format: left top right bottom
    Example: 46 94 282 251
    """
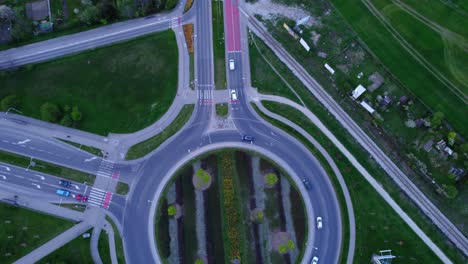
6 108 22 115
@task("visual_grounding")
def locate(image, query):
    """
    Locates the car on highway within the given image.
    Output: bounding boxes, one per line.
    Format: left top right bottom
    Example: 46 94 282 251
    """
229 59 235 70
231 90 238 101
302 178 312 190
75 194 88 202
241 135 254 142
316 217 323 229
311 256 319 264
56 189 70 197
59 180 71 187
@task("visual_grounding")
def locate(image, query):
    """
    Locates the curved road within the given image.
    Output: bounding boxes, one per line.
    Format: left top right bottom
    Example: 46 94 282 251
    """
122 0 342 263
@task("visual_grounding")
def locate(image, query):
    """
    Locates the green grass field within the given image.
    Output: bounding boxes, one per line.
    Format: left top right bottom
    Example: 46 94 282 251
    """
38 229 93 263
125 104 194 160
98 231 112 264
215 103 229 117
0 31 178 136
330 0 467 135
0 203 74 263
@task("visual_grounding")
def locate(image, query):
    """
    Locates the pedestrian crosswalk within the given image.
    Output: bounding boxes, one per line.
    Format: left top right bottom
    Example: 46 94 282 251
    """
197 87 213 105
97 160 115 179
86 159 118 209
170 17 180 28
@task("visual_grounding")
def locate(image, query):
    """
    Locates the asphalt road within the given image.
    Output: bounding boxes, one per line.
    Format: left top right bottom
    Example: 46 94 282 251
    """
0 1 190 70
0 161 89 202
0 0 343 263
122 0 342 263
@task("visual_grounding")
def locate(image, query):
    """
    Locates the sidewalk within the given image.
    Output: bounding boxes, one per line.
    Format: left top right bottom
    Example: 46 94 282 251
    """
14 221 92 264
256 94 452 263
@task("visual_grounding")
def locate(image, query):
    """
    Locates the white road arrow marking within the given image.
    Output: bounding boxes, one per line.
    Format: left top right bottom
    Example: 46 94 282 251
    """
34 174 45 180
0 175 6 180
17 139 31 145
85 157 98 162
0 165 11 171
31 183 41 189
72 184 80 190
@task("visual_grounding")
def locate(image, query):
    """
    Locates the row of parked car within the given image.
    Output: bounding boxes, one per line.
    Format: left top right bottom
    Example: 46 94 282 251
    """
56 180 88 202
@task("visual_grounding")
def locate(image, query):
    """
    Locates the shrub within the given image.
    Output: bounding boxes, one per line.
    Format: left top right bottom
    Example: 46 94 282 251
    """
165 0 178 10
264 173 278 186
1 94 20 111
167 205 177 216
194 259 204 264
40 102 61 123
443 185 458 199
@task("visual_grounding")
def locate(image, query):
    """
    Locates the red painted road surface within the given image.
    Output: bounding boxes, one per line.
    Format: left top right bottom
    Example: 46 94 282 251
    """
112 171 120 180
225 0 241 52
102 192 113 209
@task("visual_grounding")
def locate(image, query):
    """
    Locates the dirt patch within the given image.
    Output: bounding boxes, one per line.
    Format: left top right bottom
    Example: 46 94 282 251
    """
368 72 384 92
245 0 320 27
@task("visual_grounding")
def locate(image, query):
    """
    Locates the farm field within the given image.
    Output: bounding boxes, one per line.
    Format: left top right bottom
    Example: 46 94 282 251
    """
330 0 467 135
0 31 178 136
155 150 307 264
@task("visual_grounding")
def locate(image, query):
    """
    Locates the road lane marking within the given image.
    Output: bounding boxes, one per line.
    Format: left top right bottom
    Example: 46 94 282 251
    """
0 175 6 180
34 174 45 180
85 157 98 162
0 165 11 171
17 139 31 145
31 183 41 189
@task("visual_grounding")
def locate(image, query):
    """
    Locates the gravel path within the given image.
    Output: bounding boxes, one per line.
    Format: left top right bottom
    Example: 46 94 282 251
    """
251 156 270 263
280 176 299 262
167 184 180 264
193 161 208 259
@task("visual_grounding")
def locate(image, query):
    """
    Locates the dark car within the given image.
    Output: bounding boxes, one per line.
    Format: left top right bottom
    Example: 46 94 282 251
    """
302 178 312 190
59 180 71 187
241 135 254 142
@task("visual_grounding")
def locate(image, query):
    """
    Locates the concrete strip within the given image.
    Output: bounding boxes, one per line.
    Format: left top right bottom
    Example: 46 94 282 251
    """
14 221 91 264
257 94 452 263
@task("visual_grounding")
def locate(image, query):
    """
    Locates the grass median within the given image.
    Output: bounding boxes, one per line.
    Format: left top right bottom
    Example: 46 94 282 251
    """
125 104 194 160
213 0 227 89
0 31 178 136
215 103 229 117
58 139 103 157
0 150 95 184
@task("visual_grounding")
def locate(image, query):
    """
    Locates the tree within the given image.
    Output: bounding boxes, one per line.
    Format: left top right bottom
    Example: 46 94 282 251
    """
70 106 82 122
165 0 178 10
430 111 444 128
447 131 457 146
167 205 176 216
0 5 14 22
443 185 458 199
40 102 61 122
79 5 100 25
1 94 20 111
461 143 468 154
60 115 73 127
264 173 278 186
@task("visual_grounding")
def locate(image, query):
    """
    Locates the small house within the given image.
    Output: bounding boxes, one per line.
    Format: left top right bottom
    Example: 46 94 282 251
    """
351 85 366 100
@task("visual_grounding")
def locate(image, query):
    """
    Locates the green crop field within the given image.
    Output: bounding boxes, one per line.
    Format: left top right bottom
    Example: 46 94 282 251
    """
0 31 178 136
330 0 468 135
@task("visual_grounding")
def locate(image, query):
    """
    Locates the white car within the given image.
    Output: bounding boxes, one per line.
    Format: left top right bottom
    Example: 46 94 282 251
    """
312 256 319 264
229 59 235 70
316 217 323 229
231 90 238 101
